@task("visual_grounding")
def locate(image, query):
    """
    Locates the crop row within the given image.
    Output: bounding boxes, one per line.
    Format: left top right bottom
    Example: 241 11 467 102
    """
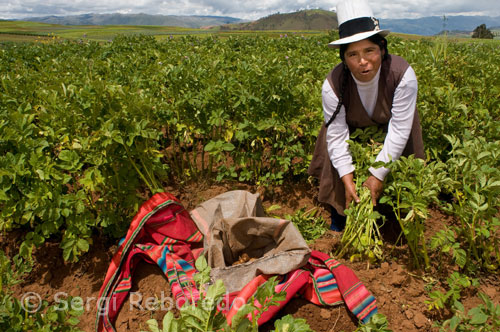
0 33 499 269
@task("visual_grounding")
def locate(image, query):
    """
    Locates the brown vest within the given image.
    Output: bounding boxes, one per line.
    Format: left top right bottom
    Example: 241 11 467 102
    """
308 54 425 214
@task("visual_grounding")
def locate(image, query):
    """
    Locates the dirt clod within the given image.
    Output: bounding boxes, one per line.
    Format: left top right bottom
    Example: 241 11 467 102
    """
413 312 428 329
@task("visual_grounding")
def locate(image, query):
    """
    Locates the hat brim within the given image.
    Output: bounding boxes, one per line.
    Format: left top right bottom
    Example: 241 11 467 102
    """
328 29 390 48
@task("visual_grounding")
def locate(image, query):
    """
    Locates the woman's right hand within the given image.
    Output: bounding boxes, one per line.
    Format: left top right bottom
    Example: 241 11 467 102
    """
341 172 360 209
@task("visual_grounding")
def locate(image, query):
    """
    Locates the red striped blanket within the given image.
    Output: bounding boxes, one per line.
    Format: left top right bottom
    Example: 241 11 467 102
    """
95 192 377 332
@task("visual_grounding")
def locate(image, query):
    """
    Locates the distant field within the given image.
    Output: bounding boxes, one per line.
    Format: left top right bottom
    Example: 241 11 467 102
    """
0 20 326 42
0 20 211 42
1 20 498 44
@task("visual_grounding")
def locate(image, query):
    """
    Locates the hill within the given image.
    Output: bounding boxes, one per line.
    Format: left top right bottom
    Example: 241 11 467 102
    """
220 10 499 36
19 13 245 28
220 9 337 31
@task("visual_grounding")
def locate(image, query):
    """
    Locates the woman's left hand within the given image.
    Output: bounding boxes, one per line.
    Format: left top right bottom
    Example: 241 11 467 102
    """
363 175 384 206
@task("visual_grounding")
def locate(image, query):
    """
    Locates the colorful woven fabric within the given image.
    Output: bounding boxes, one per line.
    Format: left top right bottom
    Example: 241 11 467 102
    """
96 192 377 332
309 251 378 322
95 192 204 332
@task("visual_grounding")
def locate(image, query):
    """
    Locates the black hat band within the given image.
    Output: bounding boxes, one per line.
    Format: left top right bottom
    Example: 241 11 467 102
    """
338 16 380 39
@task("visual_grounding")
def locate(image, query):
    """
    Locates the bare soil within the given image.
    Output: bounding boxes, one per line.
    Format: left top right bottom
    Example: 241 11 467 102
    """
4 180 499 332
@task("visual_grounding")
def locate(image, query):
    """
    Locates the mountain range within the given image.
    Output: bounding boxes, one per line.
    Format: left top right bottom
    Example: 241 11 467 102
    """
381 15 500 36
16 11 500 36
18 13 245 29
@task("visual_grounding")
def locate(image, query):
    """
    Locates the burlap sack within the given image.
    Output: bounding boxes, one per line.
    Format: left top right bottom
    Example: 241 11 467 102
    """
190 190 311 293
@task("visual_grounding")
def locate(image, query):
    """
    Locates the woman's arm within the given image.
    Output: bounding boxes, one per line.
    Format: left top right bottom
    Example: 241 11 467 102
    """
322 79 354 178
368 66 418 181
322 79 359 208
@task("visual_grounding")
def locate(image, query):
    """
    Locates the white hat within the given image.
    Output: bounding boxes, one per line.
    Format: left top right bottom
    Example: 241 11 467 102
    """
329 0 390 48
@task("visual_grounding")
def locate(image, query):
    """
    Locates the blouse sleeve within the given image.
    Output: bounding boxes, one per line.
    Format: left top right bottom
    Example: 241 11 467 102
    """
368 66 418 181
322 79 355 178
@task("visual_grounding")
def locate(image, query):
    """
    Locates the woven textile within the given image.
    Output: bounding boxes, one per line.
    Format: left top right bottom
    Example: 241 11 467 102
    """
96 192 377 332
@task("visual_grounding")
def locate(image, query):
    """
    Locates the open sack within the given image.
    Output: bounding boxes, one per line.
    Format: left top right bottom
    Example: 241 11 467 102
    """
190 190 311 293
96 191 377 332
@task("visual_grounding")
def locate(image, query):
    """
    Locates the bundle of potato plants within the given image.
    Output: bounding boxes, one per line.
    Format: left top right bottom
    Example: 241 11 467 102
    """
336 127 386 266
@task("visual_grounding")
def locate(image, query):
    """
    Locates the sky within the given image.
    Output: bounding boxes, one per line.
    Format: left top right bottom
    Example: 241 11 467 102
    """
1 0 499 21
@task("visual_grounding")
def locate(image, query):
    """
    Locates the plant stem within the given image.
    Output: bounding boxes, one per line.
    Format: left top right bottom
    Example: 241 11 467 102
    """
123 145 154 193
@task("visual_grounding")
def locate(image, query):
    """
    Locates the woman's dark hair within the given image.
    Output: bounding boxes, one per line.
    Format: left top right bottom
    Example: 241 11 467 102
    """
325 34 389 127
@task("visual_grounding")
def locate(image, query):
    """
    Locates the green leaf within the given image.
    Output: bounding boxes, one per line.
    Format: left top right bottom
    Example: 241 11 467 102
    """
46 311 58 322
468 311 488 325
146 318 160 332
76 238 89 252
58 150 78 162
62 247 72 262
113 135 124 145
234 318 252 332
66 317 80 325
448 315 461 331
453 300 465 312
60 239 75 250
161 311 175 332
0 189 9 201
378 196 390 204
231 304 255 329
194 255 208 272
204 141 215 152
205 279 225 303
453 249 467 268
183 313 205 331
222 142 235 151
273 314 313 332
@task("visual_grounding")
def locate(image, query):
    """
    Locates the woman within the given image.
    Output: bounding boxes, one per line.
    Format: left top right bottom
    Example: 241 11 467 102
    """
308 0 425 231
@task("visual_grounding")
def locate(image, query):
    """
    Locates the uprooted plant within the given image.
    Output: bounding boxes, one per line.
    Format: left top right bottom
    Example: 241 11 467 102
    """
336 127 386 266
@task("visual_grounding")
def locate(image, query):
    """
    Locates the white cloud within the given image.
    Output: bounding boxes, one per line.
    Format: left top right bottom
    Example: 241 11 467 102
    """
0 0 498 20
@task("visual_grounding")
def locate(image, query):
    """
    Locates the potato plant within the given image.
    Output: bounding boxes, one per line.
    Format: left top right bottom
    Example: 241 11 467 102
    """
381 156 450 270
0 33 498 274
336 127 386 265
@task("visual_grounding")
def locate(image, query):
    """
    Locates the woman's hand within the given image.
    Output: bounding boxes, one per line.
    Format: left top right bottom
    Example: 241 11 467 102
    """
363 175 384 206
341 172 360 209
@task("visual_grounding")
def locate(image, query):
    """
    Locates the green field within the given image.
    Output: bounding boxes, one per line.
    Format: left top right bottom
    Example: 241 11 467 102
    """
0 20 328 42
0 23 499 331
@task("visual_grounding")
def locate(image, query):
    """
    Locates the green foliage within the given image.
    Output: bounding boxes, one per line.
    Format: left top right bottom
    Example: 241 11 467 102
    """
0 33 499 273
381 156 450 270
285 207 326 244
355 313 393 332
142 255 309 332
437 293 500 332
438 135 500 272
271 314 314 332
339 187 384 265
0 251 83 332
336 127 386 265
0 34 331 261
431 229 467 270
425 272 479 313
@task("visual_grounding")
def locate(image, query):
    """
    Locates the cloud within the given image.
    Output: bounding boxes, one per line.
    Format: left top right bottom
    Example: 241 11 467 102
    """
0 0 499 20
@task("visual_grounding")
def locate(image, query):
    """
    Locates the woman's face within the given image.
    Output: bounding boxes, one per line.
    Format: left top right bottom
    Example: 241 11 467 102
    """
344 38 384 82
